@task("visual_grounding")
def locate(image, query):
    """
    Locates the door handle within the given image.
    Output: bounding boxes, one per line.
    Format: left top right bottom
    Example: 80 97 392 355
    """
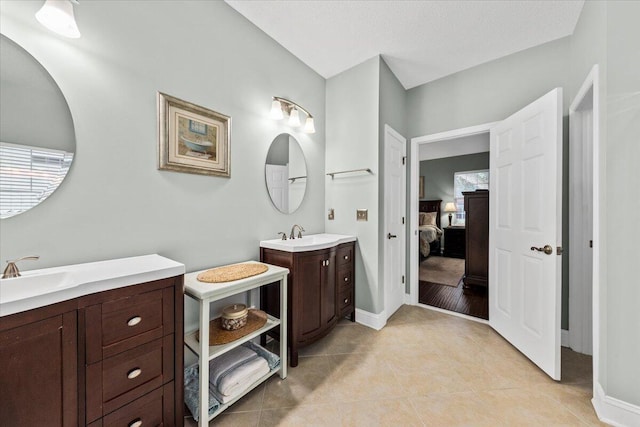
530 245 553 255
387 233 397 239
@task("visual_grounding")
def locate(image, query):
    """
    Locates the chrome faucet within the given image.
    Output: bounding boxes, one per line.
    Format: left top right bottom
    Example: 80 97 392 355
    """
2 256 40 279
277 232 287 241
289 224 305 240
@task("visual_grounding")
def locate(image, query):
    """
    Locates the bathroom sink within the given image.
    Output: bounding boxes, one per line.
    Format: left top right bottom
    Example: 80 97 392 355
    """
0 254 185 317
0 271 77 305
260 233 356 252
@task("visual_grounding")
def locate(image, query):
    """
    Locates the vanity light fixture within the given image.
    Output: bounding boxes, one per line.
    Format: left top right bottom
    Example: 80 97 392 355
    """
35 0 81 39
270 96 315 133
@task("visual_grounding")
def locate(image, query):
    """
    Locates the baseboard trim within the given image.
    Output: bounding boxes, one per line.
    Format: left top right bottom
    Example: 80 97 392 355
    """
355 308 387 330
561 329 569 347
593 382 640 427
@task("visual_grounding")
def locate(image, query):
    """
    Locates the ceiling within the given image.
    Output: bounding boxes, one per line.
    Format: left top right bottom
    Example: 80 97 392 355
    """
225 0 584 89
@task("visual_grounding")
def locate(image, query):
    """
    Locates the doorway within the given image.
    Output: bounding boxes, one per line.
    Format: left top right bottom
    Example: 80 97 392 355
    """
416 137 490 320
568 65 599 358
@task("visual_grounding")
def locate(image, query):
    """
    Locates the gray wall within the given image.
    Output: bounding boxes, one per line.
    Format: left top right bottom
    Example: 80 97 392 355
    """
0 1 326 331
603 0 640 407
378 57 407 309
0 35 74 152
325 56 380 313
407 37 571 330
420 152 490 247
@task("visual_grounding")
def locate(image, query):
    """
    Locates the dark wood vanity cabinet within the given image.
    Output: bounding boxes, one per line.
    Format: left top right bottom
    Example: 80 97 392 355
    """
0 300 78 427
463 190 489 288
0 276 184 427
261 242 355 367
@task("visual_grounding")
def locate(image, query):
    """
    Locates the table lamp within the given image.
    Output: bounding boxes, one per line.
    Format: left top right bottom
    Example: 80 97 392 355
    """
444 202 457 227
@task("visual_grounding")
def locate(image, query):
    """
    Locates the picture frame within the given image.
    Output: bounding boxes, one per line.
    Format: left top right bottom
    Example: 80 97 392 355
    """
157 92 231 177
419 176 425 199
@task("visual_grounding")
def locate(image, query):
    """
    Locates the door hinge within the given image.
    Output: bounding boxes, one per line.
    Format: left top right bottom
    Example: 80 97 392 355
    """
557 246 564 255
402 156 406 165
402 216 405 224
401 275 405 284
589 240 593 248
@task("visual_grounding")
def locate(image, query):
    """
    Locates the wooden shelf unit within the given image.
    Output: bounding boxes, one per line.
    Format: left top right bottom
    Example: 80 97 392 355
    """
183 261 288 426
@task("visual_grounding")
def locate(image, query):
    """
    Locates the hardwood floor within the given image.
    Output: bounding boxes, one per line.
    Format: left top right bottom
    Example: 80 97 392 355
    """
419 276 488 320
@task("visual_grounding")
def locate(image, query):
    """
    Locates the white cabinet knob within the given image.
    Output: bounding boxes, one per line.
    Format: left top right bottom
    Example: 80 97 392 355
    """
129 419 142 427
127 368 142 379
127 316 142 327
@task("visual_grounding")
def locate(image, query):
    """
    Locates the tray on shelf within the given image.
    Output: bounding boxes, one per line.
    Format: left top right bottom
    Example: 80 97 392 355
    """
184 313 280 360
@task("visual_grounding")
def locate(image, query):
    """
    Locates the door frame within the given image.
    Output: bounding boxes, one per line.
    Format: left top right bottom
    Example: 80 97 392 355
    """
568 65 600 357
383 124 407 320
409 122 497 306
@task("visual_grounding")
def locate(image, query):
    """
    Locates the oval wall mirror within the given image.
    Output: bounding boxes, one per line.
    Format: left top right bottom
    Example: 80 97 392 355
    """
0 35 76 219
265 133 307 214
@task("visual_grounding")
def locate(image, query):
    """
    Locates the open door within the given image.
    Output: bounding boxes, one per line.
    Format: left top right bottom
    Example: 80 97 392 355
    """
384 125 407 320
489 88 563 380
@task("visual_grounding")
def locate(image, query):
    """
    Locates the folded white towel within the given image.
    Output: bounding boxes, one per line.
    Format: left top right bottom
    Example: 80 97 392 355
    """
209 345 257 387
211 357 270 403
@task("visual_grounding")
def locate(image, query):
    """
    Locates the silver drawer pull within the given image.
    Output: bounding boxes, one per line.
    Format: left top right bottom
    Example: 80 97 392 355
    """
129 419 142 427
344 255 349 260
127 316 142 327
344 277 348 282
344 298 349 304
127 368 142 379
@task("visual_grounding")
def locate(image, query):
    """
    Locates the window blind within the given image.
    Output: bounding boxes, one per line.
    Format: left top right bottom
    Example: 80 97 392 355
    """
0 142 73 219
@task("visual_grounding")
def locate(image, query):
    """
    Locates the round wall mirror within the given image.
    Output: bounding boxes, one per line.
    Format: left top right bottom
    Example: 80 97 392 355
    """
0 35 76 219
265 133 307 214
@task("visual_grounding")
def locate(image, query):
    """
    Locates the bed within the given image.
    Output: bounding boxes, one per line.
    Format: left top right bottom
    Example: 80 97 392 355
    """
419 199 443 258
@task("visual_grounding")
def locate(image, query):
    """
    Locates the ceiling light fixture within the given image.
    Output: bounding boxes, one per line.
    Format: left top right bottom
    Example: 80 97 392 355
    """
270 96 315 134
36 0 81 39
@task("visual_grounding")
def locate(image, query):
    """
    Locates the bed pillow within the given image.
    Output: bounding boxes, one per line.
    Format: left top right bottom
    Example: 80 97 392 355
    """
419 212 437 226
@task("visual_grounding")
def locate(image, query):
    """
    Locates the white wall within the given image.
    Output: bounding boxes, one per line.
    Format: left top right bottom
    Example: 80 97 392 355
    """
325 56 380 313
0 1 326 331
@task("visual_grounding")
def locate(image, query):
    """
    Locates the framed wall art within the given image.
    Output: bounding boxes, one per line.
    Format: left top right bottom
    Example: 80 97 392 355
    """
157 92 231 177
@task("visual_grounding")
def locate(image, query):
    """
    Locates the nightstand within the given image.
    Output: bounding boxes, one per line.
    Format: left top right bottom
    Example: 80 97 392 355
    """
443 226 466 259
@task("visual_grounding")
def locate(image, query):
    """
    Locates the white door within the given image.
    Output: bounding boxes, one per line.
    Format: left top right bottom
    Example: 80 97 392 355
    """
384 125 407 320
265 164 289 212
489 88 563 380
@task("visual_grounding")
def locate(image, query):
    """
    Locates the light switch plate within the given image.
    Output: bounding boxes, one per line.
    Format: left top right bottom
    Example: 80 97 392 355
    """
356 209 368 221
328 208 335 220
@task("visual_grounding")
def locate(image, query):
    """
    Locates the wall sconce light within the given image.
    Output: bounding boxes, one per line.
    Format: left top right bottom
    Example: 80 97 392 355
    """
444 202 457 227
36 0 81 38
270 97 315 133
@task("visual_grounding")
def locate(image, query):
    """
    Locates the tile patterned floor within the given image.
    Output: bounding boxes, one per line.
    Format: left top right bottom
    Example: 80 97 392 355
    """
186 305 607 427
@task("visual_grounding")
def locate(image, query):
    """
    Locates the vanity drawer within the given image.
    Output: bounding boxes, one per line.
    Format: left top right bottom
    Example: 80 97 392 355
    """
337 267 353 293
102 289 164 347
85 285 175 362
337 244 354 266
86 335 174 420
338 289 354 314
102 382 174 427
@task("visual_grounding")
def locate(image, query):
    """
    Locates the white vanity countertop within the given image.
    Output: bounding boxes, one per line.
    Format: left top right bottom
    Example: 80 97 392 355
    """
260 233 356 252
0 254 185 317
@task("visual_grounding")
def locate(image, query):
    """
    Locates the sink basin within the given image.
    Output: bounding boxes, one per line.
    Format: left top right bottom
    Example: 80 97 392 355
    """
0 271 76 304
0 254 185 317
260 233 356 252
